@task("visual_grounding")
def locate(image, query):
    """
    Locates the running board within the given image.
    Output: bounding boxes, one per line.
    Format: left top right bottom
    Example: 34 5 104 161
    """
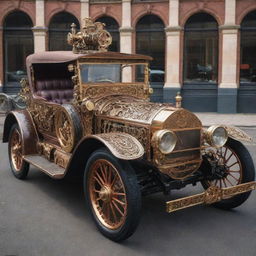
24 155 65 179
166 181 256 213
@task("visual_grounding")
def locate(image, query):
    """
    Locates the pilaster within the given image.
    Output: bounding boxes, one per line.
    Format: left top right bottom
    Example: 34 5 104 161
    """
81 0 89 22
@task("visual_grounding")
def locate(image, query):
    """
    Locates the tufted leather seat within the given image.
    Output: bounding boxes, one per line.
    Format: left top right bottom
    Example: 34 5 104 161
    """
35 79 73 104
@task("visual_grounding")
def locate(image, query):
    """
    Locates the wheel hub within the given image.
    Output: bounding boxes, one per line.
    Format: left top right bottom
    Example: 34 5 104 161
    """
99 186 112 202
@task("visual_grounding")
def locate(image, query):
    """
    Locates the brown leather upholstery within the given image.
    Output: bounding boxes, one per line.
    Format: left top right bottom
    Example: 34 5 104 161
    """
35 79 73 104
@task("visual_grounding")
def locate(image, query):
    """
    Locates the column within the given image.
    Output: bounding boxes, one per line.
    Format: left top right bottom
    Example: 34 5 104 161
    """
120 0 132 82
163 0 182 103
0 29 3 92
218 0 239 113
32 0 47 52
81 0 89 22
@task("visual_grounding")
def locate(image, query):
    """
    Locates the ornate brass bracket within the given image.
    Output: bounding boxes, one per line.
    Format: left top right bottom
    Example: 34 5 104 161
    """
166 181 256 213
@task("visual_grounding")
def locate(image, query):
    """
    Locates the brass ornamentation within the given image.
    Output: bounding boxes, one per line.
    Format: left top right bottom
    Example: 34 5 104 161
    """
72 64 82 104
19 78 31 103
54 149 70 169
91 133 144 160
175 91 182 108
37 142 55 161
166 181 256 213
55 109 75 153
223 125 252 142
67 18 112 54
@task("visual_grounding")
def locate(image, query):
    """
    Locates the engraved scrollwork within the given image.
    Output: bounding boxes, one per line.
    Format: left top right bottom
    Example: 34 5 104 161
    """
96 133 144 160
223 125 252 142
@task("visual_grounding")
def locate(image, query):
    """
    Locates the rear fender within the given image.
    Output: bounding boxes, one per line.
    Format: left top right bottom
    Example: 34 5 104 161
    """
2 110 38 155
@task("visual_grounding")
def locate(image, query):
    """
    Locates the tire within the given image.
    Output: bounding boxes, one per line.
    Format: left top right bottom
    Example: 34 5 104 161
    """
201 138 255 210
8 123 29 179
84 148 141 242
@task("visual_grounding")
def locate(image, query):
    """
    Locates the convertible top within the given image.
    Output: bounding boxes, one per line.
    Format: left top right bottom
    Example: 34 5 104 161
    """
26 51 152 66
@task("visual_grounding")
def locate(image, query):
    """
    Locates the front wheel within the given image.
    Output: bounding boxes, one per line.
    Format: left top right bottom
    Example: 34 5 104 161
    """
84 148 141 242
201 138 255 210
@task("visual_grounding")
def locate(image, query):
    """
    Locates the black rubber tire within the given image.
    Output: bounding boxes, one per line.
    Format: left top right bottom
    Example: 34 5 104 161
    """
8 123 29 179
84 148 141 242
201 138 255 210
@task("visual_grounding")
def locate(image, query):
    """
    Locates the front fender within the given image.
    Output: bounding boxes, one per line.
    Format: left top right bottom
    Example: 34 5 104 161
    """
65 133 144 177
223 125 252 142
88 133 144 160
2 110 38 155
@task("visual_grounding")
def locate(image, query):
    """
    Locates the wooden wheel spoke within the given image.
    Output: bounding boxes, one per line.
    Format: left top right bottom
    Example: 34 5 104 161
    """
93 175 104 187
113 192 125 196
99 163 107 182
225 152 233 164
222 178 228 187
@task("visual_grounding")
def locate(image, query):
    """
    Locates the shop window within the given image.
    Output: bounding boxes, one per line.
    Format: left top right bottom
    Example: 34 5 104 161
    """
136 15 165 83
240 11 256 85
49 12 80 51
96 16 120 52
3 11 34 85
183 13 218 84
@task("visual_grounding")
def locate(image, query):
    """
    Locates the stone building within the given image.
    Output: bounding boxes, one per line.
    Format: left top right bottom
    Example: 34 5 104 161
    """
0 0 255 113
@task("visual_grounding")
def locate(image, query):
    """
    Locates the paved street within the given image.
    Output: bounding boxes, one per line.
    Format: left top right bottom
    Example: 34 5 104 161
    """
0 126 256 256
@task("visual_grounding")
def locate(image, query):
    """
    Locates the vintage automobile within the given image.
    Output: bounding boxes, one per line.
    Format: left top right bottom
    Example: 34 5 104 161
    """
2 18 256 242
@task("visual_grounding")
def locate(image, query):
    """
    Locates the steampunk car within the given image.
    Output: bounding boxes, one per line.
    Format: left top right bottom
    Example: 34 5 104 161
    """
2 18 256 241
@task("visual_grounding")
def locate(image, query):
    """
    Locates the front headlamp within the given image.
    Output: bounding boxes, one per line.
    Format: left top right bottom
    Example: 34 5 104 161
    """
153 129 177 154
206 125 228 148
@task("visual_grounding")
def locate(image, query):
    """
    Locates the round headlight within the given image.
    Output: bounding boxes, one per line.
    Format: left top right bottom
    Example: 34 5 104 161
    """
154 130 177 154
206 126 228 147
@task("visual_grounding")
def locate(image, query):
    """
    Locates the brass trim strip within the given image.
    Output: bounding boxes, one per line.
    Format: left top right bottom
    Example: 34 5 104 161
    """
166 181 256 213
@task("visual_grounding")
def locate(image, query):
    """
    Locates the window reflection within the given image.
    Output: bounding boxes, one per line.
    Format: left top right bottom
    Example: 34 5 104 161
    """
49 12 80 51
240 11 256 85
4 11 34 85
183 13 218 83
136 15 165 83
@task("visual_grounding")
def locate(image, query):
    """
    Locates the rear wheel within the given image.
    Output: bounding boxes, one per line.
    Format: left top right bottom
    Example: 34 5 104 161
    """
84 149 141 242
201 138 255 209
8 124 29 179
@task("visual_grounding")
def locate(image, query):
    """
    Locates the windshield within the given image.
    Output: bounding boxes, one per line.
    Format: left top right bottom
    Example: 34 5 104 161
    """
80 63 147 84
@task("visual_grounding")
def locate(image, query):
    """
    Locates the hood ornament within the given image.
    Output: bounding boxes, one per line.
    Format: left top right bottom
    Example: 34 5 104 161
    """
67 17 112 54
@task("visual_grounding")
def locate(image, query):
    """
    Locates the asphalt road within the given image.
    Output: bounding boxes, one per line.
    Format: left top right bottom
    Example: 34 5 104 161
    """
0 128 256 256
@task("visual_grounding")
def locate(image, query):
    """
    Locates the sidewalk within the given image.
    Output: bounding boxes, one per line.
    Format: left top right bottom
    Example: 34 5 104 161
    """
1 112 256 129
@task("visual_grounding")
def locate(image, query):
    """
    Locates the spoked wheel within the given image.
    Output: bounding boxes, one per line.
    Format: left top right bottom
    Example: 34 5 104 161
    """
84 149 141 242
8 124 29 179
201 138 255 209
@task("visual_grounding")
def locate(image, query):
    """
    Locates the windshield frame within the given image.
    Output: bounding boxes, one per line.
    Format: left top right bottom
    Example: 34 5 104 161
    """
77 60 149 86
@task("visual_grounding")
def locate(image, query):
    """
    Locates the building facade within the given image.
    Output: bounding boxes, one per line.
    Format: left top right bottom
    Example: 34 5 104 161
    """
0 0 256 113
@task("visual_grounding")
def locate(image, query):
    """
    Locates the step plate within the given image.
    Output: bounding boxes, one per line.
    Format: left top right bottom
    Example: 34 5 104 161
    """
24 155 65 179
166 181 256 213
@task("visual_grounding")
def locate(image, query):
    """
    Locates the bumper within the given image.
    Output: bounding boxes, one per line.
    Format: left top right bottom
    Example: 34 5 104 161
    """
166 181 256 213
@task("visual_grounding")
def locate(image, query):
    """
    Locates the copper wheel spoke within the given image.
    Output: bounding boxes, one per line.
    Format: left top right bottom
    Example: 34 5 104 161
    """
89 159 127 230
225 152 233 164
222 178 228 187
229 170 240 173
225 177 234 187
110 202 117 223
228 173 239 182
112 197 125 207
228 161 238 168
112 200 125 217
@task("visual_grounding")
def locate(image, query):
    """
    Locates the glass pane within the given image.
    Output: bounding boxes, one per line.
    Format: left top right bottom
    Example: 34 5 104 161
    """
5 33 33 83
96 16 120 52
240 30 256 84
185 13 218 30
184 31 218 83
241 11 256 28
4 11 32 28
49 12 80 51
80 64 121 83
136 15 165 82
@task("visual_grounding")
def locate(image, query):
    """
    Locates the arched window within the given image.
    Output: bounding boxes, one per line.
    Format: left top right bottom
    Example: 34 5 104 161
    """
136 15 165 83
3 11 33 86
240 11 256 85
96 16 120 52
49 12 80 51
183 13 218 83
